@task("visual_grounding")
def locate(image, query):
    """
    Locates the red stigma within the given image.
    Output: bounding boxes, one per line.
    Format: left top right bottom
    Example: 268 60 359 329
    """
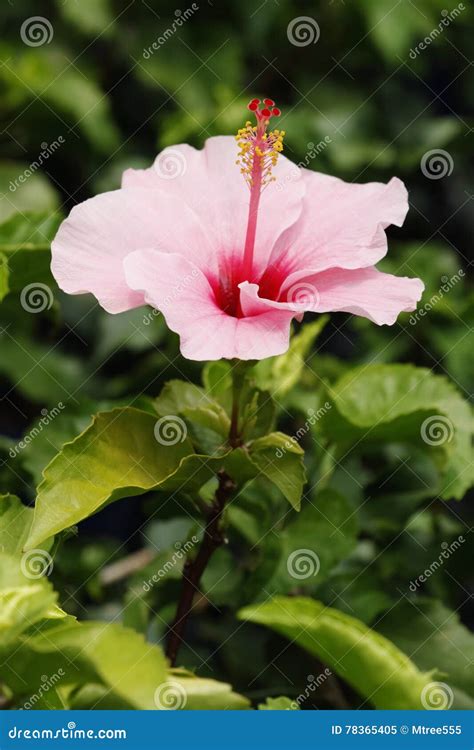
246 98 282 120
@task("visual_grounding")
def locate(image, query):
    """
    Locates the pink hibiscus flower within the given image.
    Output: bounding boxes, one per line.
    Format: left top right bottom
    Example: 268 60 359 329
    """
51 98 423 361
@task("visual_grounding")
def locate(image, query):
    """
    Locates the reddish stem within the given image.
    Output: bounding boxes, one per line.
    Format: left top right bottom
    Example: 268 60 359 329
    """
165 472 235 666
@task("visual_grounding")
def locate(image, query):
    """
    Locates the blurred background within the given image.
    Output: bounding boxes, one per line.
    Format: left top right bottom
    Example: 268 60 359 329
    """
0 0 472 709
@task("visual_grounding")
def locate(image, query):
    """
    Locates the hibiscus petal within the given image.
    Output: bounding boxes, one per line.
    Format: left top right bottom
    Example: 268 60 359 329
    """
268 173 409 286
283 266 424 325
51 189 213 313
123 249 295 360
122 136 306 276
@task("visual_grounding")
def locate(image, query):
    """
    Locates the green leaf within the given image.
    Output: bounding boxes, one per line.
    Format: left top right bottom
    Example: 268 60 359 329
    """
240 384 276 442
0 212 61 250
254 317 328 397
201 365 276 442
239 596 436 709
1 620 168 710
260 489 358 597
326 364 473 500
0 252 9 301
0 585 57 646
258 696 299 710
358 0 447 62
0 494 35 554
25 407 195 549
154 379 230 453
69 667 249 711
378 599 474 708
1 49 120 153
19 412 93 487
168 669 250 710
202 361 232 405
24 406 262 548
0 552 61 646
248 433 306 511
59 0 115 36
0 164 59 223
0 212 62 302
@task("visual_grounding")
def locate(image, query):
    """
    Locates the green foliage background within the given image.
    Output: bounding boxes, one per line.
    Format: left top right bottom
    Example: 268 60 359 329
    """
0 0 472 711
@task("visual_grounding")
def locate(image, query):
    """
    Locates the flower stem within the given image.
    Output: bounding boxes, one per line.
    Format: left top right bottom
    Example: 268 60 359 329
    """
165 471 235 666
165 365 246 666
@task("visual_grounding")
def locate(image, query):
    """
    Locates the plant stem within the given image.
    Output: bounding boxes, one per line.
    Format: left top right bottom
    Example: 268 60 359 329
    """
166 364 247 666
165 471 235 666
229 359 248 448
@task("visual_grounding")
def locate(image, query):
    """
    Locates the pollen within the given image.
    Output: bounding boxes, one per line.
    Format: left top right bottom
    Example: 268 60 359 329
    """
235 98 285 189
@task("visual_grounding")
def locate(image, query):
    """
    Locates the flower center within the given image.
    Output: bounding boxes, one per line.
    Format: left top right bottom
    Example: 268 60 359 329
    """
211 100 286 319
236 98 284 282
